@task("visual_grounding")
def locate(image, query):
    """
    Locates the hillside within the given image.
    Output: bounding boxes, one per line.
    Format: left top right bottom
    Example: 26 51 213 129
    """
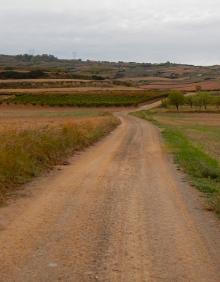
1 54 220 91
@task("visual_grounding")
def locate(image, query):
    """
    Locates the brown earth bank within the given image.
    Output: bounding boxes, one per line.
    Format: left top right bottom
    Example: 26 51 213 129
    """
0 86 140 94
142 80 220 91
0 79 92 83
0 103 220 281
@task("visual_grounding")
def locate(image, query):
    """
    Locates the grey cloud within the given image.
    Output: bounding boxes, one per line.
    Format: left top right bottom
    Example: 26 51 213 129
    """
1 0 220 65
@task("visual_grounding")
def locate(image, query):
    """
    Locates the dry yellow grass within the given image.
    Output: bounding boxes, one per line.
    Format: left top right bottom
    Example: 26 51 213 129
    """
0 104 122 131
0 115 120 203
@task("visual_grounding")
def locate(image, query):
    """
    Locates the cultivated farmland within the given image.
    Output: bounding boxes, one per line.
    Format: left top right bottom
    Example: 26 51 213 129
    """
1 90 167 107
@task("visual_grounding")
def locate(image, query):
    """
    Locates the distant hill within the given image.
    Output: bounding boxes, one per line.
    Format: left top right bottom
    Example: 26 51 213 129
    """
1 54 220 85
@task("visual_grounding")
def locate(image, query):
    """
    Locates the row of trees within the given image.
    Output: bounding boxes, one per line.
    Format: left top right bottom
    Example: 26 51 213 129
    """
15 54 58 63
163 91 220 111
0 70 47 79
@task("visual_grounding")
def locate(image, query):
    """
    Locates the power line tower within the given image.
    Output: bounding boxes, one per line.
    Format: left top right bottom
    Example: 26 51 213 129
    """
28 49 35 56
72 51 77 60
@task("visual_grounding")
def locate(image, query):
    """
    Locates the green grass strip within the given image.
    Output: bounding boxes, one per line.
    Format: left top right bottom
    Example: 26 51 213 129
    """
3 92 167 107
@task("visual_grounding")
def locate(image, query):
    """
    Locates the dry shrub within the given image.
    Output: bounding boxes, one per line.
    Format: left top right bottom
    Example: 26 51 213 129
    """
211 193 220 215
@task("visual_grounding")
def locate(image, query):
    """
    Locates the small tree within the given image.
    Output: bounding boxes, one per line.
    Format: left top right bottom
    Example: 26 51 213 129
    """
168 91 184 111
193 95 203 110
185 96 193 108
214 96 220 109
161 98 168 108
198 92 210 110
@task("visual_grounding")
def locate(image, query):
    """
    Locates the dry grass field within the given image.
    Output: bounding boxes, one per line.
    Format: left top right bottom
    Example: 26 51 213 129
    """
0 105 120 202
153 111 220 163
141 80 220 91
0 104 119 130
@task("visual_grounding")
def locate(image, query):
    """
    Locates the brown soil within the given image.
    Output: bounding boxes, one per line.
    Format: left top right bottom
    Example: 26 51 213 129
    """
0 102 220 281
0 86 141 94
0 79 92 83
142 80 220 91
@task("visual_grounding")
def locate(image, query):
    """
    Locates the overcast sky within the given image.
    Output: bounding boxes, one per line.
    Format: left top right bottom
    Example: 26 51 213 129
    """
1 0 220 65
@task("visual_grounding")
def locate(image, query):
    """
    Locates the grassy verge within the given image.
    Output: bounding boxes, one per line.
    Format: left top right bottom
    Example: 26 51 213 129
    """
132 110 159 124
2 90 167 107
0 116 119 203
133 110 220 214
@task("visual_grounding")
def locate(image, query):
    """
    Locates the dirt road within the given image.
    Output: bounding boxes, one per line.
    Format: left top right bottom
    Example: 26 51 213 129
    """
0 103 220 281
0 86 140 93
